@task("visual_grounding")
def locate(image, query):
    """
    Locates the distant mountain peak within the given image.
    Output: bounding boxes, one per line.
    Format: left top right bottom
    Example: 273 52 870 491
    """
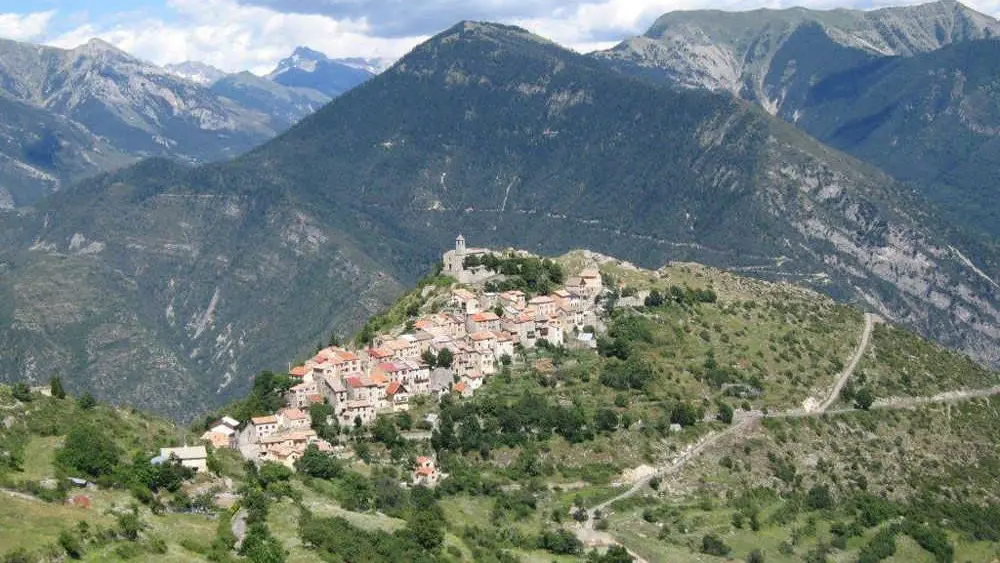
164 61 228 86
71 37 131 58
266 46 374 97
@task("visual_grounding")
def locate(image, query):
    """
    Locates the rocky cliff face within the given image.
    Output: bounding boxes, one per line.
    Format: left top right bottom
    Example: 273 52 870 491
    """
594 0 1000 116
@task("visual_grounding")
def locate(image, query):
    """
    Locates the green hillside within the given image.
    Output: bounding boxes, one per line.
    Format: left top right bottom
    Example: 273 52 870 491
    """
1 253 997 563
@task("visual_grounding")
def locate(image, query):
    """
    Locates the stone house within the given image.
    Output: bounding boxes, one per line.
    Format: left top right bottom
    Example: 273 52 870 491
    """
528 295 556 318
320 376 348 413
250 415 279 443
450 288 482 314
466 311 501 333
277 408 310 431
340 400 377 427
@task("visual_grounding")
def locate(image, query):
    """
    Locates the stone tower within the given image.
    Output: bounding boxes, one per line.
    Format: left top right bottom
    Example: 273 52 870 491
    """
455 234 466 254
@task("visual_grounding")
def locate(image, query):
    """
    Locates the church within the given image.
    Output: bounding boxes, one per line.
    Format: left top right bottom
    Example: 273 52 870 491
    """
442 235 495 284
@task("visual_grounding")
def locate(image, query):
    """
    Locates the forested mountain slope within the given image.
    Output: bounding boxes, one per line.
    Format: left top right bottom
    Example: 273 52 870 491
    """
1 20 998 418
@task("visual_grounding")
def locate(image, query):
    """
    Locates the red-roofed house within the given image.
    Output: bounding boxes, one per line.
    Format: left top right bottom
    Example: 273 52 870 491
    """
385 381 410 411
466 311 501 333
412 456 441 486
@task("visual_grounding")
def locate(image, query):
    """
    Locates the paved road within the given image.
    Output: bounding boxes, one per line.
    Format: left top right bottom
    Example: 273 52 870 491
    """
819 313 875 412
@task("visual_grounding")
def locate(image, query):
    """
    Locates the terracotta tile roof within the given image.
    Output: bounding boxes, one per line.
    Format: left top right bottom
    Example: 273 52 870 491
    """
386 381 403 395
529 295 554 304
454 382 467 393
470 312 499 322
368 347 393 359
252 416 277 425
369 373 389 386
308 394 324 404
469 331 496 341
452 289 476 300
281 408 307 421
416 456 432 464
345 376 364 389
493 331 513 342
289 366 309 377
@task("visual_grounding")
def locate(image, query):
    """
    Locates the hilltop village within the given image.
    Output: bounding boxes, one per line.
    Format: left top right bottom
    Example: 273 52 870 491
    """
203 236 609 481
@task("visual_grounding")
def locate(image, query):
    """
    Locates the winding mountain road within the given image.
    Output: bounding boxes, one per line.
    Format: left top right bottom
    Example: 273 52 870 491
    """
580 311 1000 546
819 313 875 412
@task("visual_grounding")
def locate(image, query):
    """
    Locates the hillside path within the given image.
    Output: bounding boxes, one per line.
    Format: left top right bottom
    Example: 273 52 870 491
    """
818 312 875 412
579 311 1000 549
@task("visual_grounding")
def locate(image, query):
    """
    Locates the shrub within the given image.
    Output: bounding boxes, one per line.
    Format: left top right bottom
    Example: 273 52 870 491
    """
746 549 765 563
58 530 83 559
701 534 731 557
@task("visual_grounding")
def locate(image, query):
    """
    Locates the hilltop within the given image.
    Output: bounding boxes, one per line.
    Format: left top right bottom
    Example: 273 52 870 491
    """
0 246 997 562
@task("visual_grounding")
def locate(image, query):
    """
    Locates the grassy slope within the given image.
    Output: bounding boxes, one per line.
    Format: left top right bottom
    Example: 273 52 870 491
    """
1 253 998 562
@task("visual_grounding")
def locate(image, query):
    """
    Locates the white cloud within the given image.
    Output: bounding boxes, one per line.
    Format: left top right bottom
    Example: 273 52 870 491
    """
0 11 55 41
46 0 426 74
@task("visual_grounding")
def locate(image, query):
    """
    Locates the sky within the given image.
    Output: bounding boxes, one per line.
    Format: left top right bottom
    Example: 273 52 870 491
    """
0 0 997 75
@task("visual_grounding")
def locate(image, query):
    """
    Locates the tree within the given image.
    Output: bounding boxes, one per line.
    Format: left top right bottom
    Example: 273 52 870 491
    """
746 549 765 563
116 509 145 541
717 402 734 424
538 529 583 555
671 402 701 427
594 409 619 433
11 382 32 403
56 423 120 478
437 348 454 369
404 511 445 551
77 392 97 410
806 484 834 511
257 462 294 487
589 545 634 563
644 289 665 308
295 445 342 479
421 349 438 368
241 524 286 563
854 387 875 410
50 376 66 399
701 534 731 556
59 529 83 559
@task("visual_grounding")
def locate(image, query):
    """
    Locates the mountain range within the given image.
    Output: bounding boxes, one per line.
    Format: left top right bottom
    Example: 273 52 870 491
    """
1 15 999 419
0 40 374 208
595 0 1000 237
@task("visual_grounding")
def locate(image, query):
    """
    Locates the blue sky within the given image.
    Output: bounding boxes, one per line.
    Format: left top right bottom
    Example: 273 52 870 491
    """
0 0 996 74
